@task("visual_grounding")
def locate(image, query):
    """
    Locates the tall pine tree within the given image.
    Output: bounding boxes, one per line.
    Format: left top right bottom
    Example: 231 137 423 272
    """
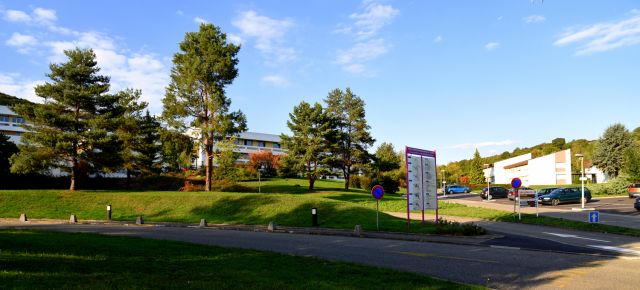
469 148 485 184
281 102 332 190
163 23 247 191
11 48 112 190
324 88 374 189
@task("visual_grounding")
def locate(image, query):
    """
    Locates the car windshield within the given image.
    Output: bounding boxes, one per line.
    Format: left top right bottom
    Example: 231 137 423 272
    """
631 184 640 188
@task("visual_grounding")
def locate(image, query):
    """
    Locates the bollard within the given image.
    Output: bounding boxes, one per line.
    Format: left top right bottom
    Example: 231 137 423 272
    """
354 225 362 237
311 207 318 226
267 221 277 232
136 216 144 225
199 219 207 228
69 214 77 223
107 204 112 220
19 213 28 222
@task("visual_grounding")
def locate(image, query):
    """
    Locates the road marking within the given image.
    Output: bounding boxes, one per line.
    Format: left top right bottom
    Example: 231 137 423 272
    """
588 245 640 255
543 232 611 243
489 245 520 250
396 251 498 264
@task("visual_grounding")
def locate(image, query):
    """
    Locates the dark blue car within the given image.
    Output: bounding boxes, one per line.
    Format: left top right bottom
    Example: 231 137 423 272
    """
445 185 471 194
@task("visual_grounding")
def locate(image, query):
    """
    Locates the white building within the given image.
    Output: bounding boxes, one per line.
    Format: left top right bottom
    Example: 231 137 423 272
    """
186 130 286 168
0 105 27 143
484 149 574 186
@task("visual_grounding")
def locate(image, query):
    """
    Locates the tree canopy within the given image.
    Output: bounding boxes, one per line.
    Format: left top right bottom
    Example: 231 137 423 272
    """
593 123 633 178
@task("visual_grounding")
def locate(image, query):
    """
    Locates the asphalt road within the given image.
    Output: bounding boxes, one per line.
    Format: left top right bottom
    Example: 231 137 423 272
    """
444 193 639 216
6 223 640 290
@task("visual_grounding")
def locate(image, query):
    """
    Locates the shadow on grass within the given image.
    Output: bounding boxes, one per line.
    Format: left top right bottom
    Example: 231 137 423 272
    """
0 230 470 289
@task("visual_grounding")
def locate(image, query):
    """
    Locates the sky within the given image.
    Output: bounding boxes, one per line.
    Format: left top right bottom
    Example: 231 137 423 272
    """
1 0 639 164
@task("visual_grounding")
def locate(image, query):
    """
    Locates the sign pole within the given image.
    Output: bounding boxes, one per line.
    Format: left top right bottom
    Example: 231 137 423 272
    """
535 191 539 217
517 188 521 220
405 146 410 228
376 199 379 230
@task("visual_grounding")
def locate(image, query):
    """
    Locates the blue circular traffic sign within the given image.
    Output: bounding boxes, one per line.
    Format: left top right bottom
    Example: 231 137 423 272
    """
511 178 522 189
371 185 384 200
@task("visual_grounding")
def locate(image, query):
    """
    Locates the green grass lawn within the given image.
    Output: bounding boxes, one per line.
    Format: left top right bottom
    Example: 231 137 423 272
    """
0 178 483 236
0 229 481 289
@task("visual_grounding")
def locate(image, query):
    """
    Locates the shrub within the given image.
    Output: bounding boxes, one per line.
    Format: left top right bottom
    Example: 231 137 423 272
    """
590 176 631 196
365 173 399 193
349 175 362 189
435 218 486 236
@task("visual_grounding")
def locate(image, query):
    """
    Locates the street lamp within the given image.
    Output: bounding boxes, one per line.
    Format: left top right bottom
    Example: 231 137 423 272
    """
484 164 491 201
575 154 585 209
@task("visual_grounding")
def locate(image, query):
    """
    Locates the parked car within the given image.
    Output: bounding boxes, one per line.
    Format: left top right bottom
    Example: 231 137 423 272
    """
628 183 640 198
480 186 509 199
445 185 471 194
508 187 534 200
536 187 558 196
538 187 592 206
635 197 640 211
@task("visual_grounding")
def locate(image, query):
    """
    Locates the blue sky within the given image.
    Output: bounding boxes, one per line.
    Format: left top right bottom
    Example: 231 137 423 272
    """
1 0 639 163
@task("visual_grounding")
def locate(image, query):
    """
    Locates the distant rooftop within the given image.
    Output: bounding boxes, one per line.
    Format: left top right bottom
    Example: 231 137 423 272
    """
238 131 281 143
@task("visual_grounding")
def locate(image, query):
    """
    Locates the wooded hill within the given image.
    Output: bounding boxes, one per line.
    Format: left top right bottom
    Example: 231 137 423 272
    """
0 92 31 107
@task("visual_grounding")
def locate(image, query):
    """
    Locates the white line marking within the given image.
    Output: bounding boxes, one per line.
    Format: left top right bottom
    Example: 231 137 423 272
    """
543 232 611 243
490 245 520 250
588 245 640 255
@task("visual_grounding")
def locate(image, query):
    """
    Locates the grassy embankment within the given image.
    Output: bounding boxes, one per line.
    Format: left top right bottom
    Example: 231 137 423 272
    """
0 179 483 235
1 178 637 236
0 229 482 289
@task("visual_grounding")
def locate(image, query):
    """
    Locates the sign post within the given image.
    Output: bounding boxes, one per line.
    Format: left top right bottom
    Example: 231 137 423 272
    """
371 185 385 230
511 178 522 220
405 146 438 226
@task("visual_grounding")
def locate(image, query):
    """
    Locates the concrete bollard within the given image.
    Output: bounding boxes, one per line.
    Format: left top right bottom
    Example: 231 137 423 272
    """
19 213 28 222
267 221 277 232
354 225 362 237
199 219 207 228
136 216 144 225
69 214 77 223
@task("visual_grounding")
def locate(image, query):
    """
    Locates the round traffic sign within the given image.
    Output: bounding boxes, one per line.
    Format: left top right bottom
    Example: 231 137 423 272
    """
511 178 522 189
371 185 384 200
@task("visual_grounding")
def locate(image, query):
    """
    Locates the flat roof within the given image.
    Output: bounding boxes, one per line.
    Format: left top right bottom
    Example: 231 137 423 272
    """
238 131 281 143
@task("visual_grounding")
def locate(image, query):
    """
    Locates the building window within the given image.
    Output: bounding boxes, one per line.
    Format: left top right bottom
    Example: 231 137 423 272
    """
245 140 253 146
257 141 265 147
234 139 241 145
273 143 281 149
0 116 9 122
13 117 25 124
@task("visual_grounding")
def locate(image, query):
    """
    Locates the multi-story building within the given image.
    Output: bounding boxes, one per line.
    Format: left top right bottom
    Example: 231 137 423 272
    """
0 105 27 144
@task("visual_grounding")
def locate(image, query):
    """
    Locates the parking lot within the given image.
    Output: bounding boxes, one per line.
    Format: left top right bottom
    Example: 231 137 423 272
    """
442 192 640 216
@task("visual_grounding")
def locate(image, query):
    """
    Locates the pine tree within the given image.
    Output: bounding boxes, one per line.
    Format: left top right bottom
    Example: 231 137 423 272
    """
10 48 112 190
111 89 147 186
324 88 374 189
162 23 246 191
469 148 485 184
0 133 18 177
281 102 332 190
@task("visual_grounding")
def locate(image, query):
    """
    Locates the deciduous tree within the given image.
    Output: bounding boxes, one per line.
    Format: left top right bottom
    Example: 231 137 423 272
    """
162 23 247 191
0 133 18 177
593 123 633 178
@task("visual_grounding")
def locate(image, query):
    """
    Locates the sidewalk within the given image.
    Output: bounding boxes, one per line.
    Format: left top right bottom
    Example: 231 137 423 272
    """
442 197 640 229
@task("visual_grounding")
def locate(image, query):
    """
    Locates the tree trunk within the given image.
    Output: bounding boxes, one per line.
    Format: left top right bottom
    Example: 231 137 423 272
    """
308 161 314 190
344 171 350 190
70 157 78 191
126 169 131 189
205 138 212 192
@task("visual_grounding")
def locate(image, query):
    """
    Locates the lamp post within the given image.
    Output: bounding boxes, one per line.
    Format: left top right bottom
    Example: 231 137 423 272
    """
484 164 491 201
575 153 585 209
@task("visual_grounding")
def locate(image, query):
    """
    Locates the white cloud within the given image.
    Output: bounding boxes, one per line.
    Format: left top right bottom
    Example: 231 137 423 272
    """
194 16 209 24
434 35 443 43
451 140 516 149
347 1 399 39
497 16 503 21
334 1 398 74
227 33 243 45
261 74 289 87
554 12 640 56
232 10 296 64
3 10 31 23
0 73 45 103
176 10 184 16
5 32 38 53
523 14 546 23
33 8 57 23
2 8 170 113
485 42 500 51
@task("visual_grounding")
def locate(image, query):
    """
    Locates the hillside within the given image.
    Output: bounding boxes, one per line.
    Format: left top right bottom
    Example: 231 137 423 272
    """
0 92 31 107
